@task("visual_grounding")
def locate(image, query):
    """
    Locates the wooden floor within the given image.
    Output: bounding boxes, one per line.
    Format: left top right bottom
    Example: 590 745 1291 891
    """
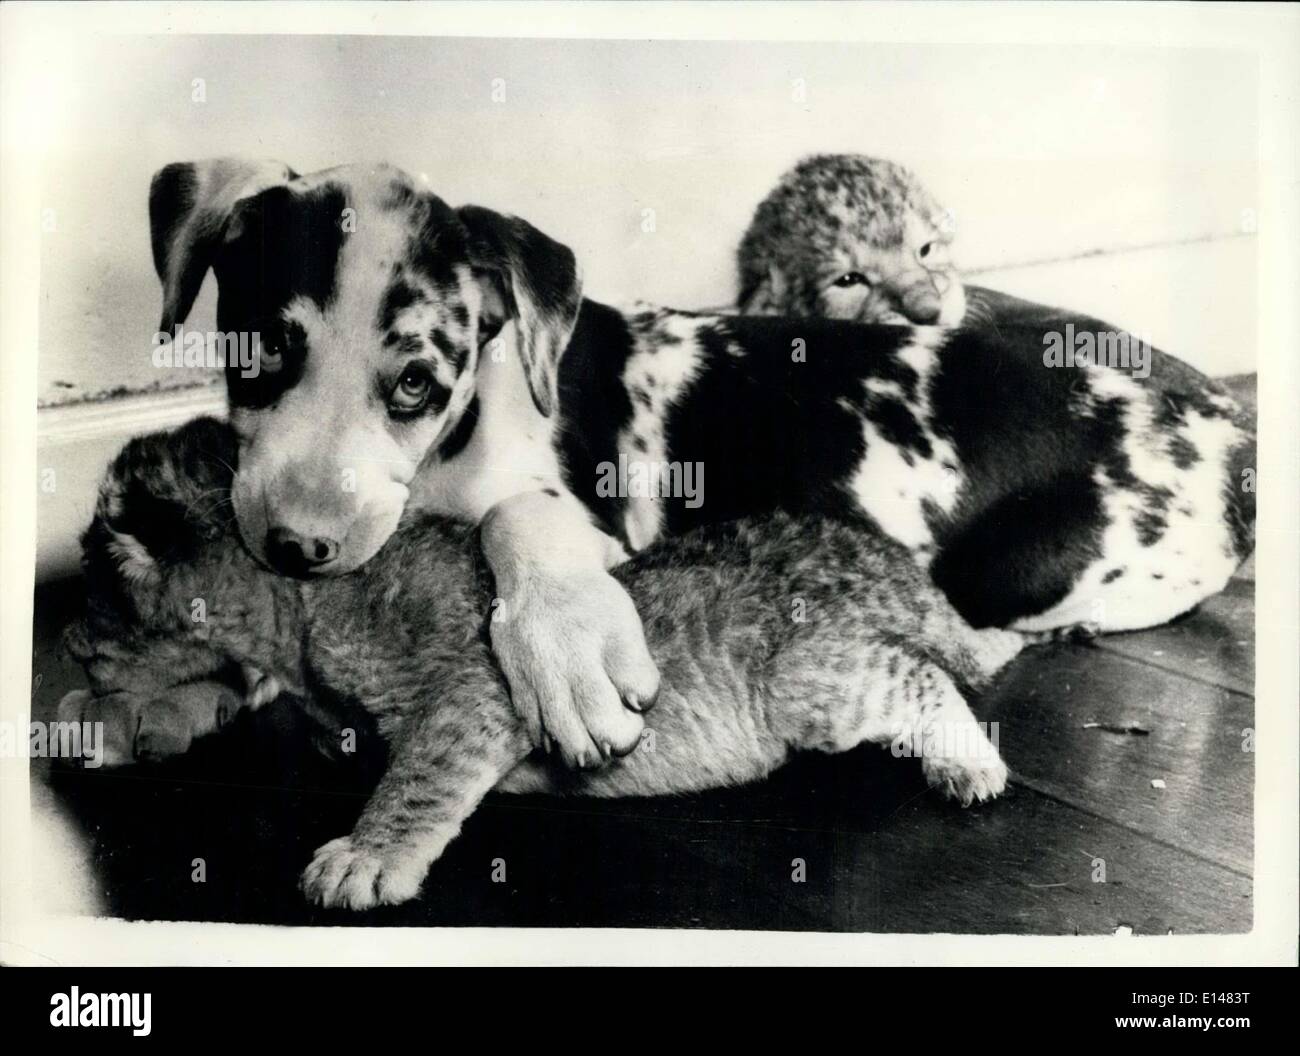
28 559 1253 934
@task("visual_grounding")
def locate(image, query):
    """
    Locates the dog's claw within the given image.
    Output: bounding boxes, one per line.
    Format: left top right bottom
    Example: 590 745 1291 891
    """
622 684 660 714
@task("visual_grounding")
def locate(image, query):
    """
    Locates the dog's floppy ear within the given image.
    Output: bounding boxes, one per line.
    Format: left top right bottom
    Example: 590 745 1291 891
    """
457 205 583 417
150 158 298 332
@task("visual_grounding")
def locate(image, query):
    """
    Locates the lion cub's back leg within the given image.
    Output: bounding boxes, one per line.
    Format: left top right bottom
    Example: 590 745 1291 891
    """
919 604 1030 689
771 638 1009 807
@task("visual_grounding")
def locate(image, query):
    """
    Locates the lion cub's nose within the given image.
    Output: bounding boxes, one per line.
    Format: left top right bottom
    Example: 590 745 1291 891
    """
908 301 942 324
899 285 944 324
266 526 340 576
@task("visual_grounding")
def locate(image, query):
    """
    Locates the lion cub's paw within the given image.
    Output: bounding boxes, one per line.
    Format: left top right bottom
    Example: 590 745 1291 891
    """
923 749 1009 808
57 689 140 768
300 836 426 910
242 664 283 711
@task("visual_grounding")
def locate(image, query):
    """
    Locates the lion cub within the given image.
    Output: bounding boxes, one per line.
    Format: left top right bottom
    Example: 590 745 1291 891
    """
62 418 1026 910
738 153 967 325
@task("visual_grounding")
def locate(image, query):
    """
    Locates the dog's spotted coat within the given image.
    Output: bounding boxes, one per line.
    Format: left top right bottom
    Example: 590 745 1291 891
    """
560 303 1254 632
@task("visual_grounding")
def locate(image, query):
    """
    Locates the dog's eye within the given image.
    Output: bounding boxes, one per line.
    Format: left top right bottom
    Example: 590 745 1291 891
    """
257 327 298 374
389 364 434 414
258 340 285 373
919 242 934 260
832 272 870 289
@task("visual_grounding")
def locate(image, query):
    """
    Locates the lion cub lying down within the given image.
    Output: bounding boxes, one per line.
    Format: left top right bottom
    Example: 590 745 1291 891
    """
61 417 1027 909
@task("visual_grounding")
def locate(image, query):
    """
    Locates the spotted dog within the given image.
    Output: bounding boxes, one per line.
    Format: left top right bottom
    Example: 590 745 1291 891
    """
137 158 1255 770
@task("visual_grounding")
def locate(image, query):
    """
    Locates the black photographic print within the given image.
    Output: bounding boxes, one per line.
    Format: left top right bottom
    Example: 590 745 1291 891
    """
2 1 1296 977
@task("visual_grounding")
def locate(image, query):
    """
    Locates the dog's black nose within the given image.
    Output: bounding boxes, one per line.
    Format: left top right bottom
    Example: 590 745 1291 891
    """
908 302 942 324
265 527 340 576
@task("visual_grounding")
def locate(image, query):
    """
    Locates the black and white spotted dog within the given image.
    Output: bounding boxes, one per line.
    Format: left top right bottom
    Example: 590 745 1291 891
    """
135 158 1255 766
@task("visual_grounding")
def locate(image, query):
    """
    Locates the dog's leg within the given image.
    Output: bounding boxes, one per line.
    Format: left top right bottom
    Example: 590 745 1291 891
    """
300 673 532 911
478 490 659 769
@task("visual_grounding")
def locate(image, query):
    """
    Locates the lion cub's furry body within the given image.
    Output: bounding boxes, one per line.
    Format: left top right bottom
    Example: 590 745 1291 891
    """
64 418 1025 909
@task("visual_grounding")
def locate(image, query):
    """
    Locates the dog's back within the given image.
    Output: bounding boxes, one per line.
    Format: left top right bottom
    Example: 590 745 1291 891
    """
555 301 1255 633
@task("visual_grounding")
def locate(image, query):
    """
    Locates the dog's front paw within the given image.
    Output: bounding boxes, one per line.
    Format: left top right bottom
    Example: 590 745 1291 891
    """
300 836 426 910
923 747 1009 807
491 568 657 769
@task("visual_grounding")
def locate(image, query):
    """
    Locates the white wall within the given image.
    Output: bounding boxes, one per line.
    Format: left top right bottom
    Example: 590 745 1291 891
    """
35 35 1257 406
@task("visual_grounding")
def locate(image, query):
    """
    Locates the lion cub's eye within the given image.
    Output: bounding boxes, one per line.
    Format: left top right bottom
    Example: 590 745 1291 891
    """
918 240 950 266
832 272 871 288
389 363 434 414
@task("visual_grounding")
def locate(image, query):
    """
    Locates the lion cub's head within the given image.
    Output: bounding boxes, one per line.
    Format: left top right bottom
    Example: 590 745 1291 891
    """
738 153 966 326
66 416 249 698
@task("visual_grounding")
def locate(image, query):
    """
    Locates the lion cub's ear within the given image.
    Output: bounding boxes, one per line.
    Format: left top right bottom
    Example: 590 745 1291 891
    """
90 417 239 584
738 262 791 316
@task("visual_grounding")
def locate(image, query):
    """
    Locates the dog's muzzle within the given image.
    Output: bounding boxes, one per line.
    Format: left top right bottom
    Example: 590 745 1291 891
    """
264 525 342 577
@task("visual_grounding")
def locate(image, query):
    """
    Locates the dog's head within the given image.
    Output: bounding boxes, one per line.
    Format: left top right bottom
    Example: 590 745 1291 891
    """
149 159 583 575
737 153 966 326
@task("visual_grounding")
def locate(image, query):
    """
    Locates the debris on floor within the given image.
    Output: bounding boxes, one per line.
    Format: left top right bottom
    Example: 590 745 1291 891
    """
1082 722 1150 735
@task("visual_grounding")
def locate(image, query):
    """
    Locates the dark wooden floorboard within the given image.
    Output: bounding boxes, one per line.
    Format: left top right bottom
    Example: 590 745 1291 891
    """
621 777 1252 934
981 640 1253 875
1093 578 1254 696
836 789 1252 934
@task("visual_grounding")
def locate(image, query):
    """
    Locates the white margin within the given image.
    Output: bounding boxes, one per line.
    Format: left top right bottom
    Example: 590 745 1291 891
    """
1 0 1296 968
